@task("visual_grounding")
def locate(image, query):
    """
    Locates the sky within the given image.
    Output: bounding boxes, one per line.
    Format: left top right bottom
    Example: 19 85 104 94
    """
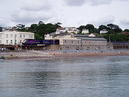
0 0 129 29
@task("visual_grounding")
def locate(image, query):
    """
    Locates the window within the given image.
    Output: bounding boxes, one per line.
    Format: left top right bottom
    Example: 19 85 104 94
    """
10 40 13 44
29 35 33 38
20 34 22 38
64 40 66 43
6 40 8 44
31 35 33 38
15 40 17 44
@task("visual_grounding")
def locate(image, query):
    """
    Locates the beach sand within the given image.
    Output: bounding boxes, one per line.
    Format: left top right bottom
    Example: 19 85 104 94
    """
0 50 129 60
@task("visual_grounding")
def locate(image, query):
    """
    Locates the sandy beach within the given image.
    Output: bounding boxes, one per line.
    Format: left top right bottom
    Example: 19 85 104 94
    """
0 50 129 60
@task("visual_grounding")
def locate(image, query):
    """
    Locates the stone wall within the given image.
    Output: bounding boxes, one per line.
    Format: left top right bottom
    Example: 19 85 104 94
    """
47 44 113 50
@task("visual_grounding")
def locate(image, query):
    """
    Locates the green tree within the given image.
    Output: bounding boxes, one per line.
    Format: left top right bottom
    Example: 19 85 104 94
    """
16 24 29 32
103 33 129 42
124 29 129 32
98 25 108 31
107 24 122 34
78 25 86 33
85 24 95 33
38 21 44 25
28 22 59 39
29 24 38 32
55 22 62 27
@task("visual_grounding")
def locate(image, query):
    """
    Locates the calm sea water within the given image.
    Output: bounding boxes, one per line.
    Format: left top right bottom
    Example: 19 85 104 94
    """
0 56 129 97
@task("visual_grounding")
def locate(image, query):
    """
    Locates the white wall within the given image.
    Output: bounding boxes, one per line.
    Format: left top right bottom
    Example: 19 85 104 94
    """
82 29 89 34
0 31 34 45
100 30 108 34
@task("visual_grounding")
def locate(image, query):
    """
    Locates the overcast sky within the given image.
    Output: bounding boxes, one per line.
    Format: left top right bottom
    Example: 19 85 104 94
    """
0 0 129 29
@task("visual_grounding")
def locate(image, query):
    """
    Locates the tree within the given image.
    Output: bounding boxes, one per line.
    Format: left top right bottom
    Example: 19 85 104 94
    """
78 25 86 33
107 24 115 29
94 28 100 34
78 24 99 34
38 21 44 25
28 23 59 39
45 23 57 34
107 24 122 34
103 33 129 42
124 29 129 32
85 24 94 30
98 25 108 31
29 24 38 32
16 24 25 29
55 22 62 27
85 24 95 33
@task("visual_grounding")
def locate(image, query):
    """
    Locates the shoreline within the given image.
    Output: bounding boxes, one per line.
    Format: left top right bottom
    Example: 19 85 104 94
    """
0 50 129 60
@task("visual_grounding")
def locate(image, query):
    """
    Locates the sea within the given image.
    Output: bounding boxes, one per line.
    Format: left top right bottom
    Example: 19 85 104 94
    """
0 56 129 97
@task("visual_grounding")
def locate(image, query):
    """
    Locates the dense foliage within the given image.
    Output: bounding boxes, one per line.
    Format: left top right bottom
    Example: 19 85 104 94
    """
15 22 129 42
16 22 61 39
102 34 129 42
78 24 99 34
78 23 129 42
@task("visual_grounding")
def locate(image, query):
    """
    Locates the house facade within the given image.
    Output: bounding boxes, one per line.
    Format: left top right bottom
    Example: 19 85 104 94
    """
0 30 34 45
100 29 108 34
82 29 89 34
65 27 79 34
55 27 79 34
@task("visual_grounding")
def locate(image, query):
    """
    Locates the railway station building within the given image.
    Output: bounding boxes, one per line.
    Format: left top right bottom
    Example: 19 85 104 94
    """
45 33 113 50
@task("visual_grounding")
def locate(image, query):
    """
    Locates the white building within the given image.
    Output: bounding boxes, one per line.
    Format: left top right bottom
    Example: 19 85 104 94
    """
55 27 79 34
55 27 66 34
100 29 108 34
82 29 89 34
65 27 79 34
0 30 34 45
